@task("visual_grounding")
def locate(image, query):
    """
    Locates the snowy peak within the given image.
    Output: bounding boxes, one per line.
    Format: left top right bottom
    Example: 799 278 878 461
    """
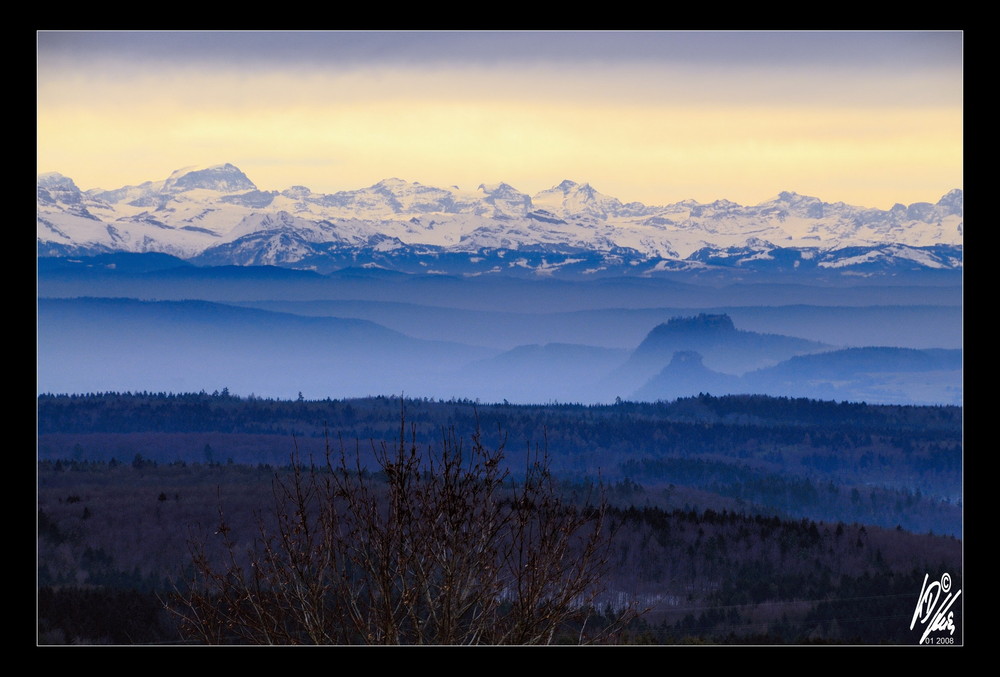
88 180 164 206
307 179 447 217
477 182 522 197
773 190 819 204
36 172 105 223
476 182 533 217
222 210 349 245
37 165 964 275
758 191 828 219
37 172 83 205
372 178 411 190
743 237 776 249
756 189 964 225
282 185 312 199
936 189 963 216
532 180 626 219
367 178 456 213
688 199 745 218
896 192 964 224
229 210 299 236
161 163 257 194
37 172 78 190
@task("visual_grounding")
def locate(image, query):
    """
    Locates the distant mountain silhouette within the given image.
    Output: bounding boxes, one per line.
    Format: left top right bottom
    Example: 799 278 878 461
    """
633 350 743 401
739 346 963 405
748 346 962 381
638 313 738 342
630 345 963 406
36 297 495 399
603 313 830 398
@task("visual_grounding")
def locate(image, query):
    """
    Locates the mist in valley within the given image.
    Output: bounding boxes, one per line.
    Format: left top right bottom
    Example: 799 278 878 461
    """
37 262 962 407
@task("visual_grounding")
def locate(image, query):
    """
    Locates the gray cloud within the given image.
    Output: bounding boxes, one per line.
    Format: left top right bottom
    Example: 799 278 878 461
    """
38 30 961 72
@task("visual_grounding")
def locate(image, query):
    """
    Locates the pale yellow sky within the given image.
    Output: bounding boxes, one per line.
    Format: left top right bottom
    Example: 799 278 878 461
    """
37 31 963 209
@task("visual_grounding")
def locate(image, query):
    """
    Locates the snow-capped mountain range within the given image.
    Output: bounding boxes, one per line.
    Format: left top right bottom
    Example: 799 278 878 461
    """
37 163 963 276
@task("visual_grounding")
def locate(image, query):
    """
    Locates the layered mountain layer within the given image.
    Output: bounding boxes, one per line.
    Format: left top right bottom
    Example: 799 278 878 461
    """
37 298 961 406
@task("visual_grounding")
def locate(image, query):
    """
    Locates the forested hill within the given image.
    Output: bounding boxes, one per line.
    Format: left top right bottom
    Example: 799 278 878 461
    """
38 391 960 438
38 391 964 644
38 392 962 536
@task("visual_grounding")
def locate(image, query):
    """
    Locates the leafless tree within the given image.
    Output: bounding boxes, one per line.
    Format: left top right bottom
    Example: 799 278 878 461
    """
170 413 639 644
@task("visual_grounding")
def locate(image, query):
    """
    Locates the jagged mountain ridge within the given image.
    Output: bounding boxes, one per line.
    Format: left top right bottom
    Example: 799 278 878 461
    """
37 163 963 275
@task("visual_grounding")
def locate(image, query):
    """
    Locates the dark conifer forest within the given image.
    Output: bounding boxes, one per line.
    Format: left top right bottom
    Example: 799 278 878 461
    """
37 392 962 644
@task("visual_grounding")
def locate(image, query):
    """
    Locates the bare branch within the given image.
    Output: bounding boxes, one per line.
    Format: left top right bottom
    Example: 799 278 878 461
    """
170 403 642 644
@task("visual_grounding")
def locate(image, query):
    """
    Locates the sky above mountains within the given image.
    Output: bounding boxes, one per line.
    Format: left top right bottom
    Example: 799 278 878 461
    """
37 31 962 210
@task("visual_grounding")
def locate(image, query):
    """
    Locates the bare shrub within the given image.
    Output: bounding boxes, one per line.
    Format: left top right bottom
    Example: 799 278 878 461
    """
171 415 638 644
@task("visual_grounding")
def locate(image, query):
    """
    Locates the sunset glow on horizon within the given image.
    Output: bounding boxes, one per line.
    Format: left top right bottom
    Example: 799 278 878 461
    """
37 30 963 210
